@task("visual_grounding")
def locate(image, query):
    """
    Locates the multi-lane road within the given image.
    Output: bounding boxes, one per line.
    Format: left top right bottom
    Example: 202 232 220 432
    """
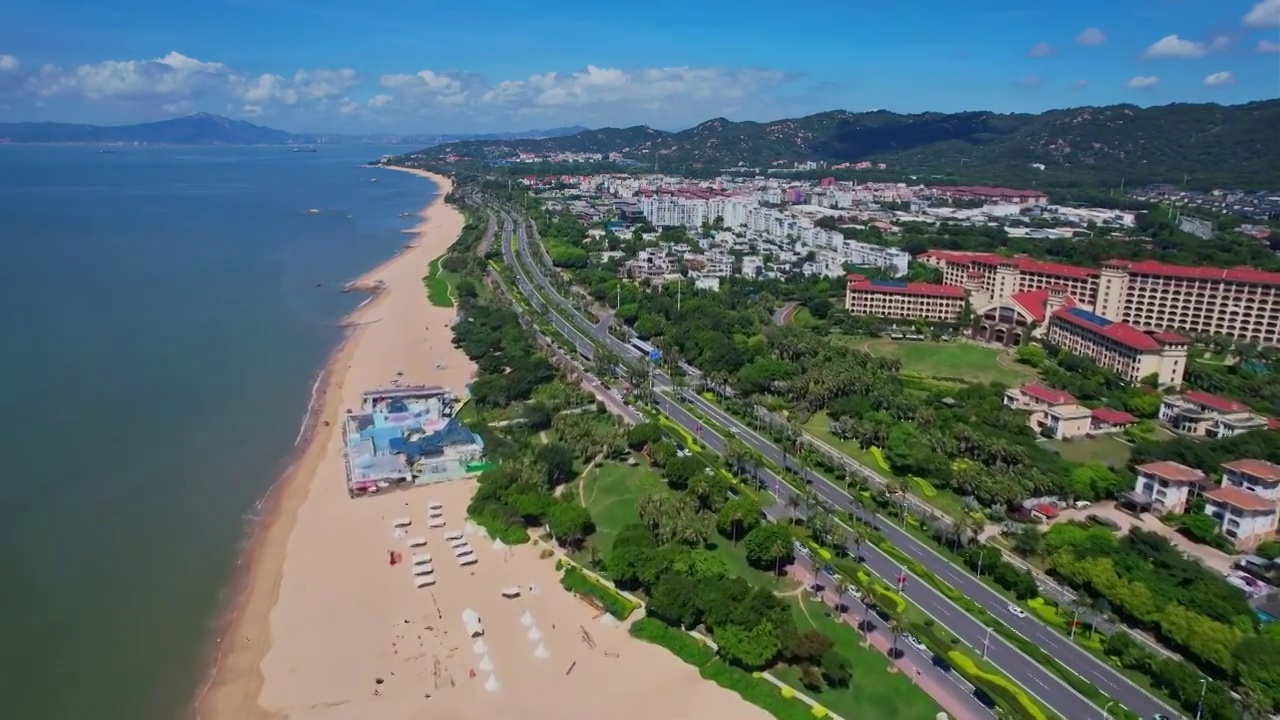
500 207 1181 720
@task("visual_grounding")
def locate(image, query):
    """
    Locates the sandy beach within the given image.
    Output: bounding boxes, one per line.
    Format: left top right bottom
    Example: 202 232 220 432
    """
194 168 768 720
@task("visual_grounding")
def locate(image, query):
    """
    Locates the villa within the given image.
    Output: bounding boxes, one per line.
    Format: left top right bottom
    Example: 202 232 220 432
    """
343 385 487 497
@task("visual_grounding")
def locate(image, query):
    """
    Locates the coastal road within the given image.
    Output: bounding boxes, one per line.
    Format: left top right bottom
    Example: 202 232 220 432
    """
503 205 1183 720
772 301 800 325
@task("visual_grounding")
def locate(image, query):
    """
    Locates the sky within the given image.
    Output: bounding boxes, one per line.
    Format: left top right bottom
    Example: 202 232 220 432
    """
0 0 1278 134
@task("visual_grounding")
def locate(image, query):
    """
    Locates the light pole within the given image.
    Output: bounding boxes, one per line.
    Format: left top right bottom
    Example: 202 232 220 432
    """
1102 701 1122 719
1195 677 1206 720
981 626 991 661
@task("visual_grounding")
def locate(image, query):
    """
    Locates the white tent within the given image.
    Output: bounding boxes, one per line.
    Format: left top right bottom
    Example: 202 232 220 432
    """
527 626 542 642
458 555 478 566
445 531 464 542
453 545 474 558
411 553 432 565
428 501 444 511
484 674 500 692
492 538 508 551
426 518 446 529
472 638 488 655
448 537 470 549
427 509 445 519
533 642 549 659
414 576 436 588
520 610 535 627
501 587 521 598
463 609 484 637
391 517 412 528
412 563 434 576
477 654 494 673
406 536 427 548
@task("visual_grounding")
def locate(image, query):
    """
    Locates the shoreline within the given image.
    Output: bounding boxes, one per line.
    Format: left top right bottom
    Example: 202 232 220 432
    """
192 167 462 720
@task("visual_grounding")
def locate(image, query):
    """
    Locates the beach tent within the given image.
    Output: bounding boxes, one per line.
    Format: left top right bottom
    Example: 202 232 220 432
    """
414 576 436 588
449 537 470 549
428 509 445 519
453 546 474 558
472 638 488 655
426 518 446 528
527 626 542 642
406 536 427 548
428 501 444 511
391 517 412 528
463 609 484 638
458 555 478 566
477 654 494 673
501 587 521 598
492 538 508 551
484 674 500 692
520 611 535 627
411 553 432 565
445 531 464 542
412 563 434 576
534 643 549 659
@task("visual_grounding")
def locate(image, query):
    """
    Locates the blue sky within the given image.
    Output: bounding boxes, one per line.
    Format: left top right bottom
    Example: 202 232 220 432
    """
1 0 1277 133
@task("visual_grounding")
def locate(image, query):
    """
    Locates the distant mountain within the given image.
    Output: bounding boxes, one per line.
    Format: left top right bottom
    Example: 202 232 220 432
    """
408 101 1280 187
0 113 590 146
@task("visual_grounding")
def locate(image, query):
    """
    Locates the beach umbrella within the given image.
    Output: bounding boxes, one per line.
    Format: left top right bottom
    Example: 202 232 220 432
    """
478 654 494 673
534 643 550 659
520 610 535 627
472 639 488 655
527 626 542 642
484 674 501 692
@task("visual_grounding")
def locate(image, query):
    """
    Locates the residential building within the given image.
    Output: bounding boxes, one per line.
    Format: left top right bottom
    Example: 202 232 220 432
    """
1003 383 1135 440
1202 480 1280 551
1221 459 1280 501
1158 391 1272 438
1045 307 1189 387
1129 461 1210 515
844 275 966 322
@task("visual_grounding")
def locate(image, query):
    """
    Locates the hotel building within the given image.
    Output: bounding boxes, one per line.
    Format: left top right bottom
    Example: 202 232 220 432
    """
918 250 1280 346
1045 307 1189 387
844 275 966 322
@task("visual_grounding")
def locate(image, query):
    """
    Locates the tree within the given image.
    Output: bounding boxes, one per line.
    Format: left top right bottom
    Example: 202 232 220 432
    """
712 621 783 670
717 495 763 545
546 502 594 549
534 442 577 487
648 571 704 628
744 523 794 579
523 402 553 432
626 422 663 450
1015 343 1046 368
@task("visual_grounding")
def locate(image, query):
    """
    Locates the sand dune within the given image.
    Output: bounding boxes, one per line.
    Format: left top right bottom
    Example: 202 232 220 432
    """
195 169 767 720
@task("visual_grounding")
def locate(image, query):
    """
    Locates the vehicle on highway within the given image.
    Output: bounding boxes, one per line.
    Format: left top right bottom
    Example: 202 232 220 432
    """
1007 604 1028 619
904 634 928 653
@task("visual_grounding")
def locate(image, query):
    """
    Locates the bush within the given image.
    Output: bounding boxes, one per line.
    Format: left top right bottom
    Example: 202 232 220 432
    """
629 618 715 665
700 661 814 720
868 446 891 471
468 513 531 545
948 651 1049 720
560 566 638 620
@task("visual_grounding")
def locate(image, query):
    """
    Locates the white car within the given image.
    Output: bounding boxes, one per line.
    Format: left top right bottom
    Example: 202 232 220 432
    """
1007 604 1028 619
904 634 928 653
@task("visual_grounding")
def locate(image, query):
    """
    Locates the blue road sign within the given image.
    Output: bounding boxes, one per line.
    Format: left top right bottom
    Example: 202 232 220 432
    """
648 348 662 363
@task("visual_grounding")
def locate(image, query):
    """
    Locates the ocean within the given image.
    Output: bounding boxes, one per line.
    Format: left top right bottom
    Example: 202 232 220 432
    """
0 145 435 720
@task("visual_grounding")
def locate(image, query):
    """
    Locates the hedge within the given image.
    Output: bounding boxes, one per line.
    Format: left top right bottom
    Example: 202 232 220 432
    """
948 650 1050 720
630 618 714 665
467 512 531 545
868 446 892 471
560 566 638 620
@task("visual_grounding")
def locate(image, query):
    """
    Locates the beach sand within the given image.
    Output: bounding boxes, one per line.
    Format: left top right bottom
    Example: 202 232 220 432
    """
195 169 769 720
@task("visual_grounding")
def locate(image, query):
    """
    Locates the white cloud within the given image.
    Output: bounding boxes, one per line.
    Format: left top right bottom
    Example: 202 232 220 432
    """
1072 79 1088 89
1018 75 1045 87
0 54 18 72
366 93 392 108
1202 71 1235 87
1143 35 1208 58
1125 75 1159 89
1257 40 1280 53
1210 35 1234 51
1244 0 1280 28
474 65 788 110
241 104 264 117
1075 28 1106 45
1025 42 1056 58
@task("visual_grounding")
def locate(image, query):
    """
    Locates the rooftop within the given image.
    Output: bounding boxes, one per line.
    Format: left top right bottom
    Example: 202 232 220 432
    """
1019 383 1077 406
846 276 966 298
1204 486 1279 513
1223 459 1280 483
1135 460 1208 483
1051 307 1186 352
1177 391 1252 415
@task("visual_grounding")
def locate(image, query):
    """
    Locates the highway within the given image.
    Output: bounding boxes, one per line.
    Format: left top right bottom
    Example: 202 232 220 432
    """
502 208 1182 720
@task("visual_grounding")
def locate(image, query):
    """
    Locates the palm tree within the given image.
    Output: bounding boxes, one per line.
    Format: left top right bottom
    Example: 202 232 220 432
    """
846 526 865 561
784 492 803 524
889 477 910 524
887 616 905 659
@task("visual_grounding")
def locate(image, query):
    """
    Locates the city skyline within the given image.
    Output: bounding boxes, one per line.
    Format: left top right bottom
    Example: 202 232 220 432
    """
1 0 1278 133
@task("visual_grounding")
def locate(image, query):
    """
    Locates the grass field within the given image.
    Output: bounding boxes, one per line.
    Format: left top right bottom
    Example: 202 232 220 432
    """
772 595 942 720
424 256 457 308
580 462 666 557
844 338 1036 385
1046 435 1134 467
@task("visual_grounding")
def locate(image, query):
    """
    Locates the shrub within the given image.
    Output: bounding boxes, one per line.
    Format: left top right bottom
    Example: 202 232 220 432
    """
629 618 715 665
948 651 1049 720
468 512 531 545
560 566 638 620
868 446 891 471
700 661 813 720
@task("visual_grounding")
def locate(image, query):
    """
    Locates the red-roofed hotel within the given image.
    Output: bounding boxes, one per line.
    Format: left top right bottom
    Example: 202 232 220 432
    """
844 274 967 322
1045 306 1189 386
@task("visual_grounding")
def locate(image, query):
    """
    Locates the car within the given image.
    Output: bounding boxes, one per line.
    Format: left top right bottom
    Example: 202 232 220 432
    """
904 634 928 653
1007 604 1028 619
1151 715 1171 720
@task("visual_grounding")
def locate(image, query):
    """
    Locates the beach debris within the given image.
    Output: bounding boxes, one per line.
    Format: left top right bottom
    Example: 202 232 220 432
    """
579 627 596 649
565 661 577 676
484 674 500 692
534 643 550 659
477 654 494 673
472 639 488 655
520 611 535 627
527 626 543 642
388 551 402 566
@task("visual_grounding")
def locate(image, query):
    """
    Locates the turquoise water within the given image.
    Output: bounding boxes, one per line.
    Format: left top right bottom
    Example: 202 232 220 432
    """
0 145 436 720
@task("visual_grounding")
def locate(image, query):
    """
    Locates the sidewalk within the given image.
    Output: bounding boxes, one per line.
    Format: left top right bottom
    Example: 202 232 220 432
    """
788 563 988 720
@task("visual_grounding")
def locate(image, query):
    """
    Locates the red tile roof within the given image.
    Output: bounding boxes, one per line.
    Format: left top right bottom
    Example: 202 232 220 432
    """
1222 459 1280 483
917 250 1097 280
1105 259 1280 288
1092 407 1138 425
934 185 1048 199
1049 307 1164 351
1136 461 1208 483
1181 391 1251 415
1204 486 1279 513
846 279 966 298
1020 384 1076 406
1034 504 1061 518
1008 288 1077 323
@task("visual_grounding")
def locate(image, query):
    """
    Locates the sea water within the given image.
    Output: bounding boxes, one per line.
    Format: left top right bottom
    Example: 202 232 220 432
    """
0 144 435 720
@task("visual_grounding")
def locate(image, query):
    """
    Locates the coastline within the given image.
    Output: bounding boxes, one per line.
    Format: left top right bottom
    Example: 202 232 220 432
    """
193 167 467 720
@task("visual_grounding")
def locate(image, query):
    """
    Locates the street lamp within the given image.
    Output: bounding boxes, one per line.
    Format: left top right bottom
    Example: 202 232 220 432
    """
1195 677 1206 720
1102 701 1115 719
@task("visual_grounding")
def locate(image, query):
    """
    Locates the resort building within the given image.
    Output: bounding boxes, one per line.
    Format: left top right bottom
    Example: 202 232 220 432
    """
930 185 1048 206
844 274 966 322
1127 461 1211 515
343 386 486 497
917 251 1280 345
1157 391 1273 438
1045 307 1189 387
1003 383 1138 440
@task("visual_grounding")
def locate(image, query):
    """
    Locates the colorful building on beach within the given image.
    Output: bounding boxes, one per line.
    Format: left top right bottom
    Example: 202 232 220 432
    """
343 385 487 497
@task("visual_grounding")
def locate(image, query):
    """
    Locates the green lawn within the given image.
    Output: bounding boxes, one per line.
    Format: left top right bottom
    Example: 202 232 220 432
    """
773 595 942 720
424 256 457 308
1046 435 1133 468
843 338 1036 385
581 462 666 557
